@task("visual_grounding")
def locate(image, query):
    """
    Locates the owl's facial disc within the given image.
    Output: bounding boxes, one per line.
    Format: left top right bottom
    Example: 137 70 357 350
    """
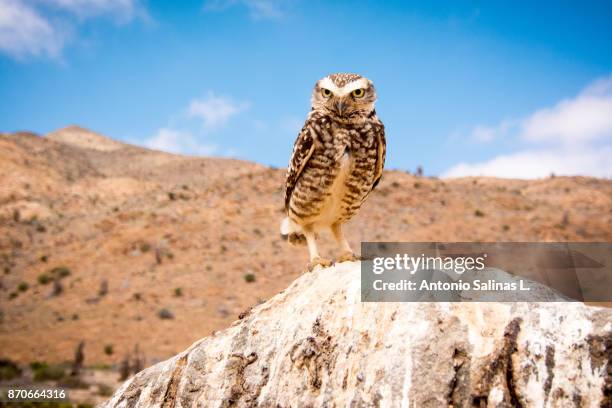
318 77 370 96
312 76 376 118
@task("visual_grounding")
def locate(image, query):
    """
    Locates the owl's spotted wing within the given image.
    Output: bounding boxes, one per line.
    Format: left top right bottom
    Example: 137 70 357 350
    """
284 125 315 211
371 122 386 190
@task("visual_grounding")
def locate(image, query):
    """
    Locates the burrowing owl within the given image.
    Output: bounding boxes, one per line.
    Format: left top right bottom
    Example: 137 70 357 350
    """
281 73 386 270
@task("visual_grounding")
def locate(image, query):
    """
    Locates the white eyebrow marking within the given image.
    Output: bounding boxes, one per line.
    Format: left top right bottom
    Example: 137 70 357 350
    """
318 77 370 96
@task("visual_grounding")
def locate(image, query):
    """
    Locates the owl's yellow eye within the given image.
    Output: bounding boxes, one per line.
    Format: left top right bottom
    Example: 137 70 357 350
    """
321 88 332 97
352 88 365 98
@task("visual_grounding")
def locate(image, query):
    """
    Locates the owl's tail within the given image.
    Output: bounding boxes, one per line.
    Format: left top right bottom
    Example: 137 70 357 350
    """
280 217 306 246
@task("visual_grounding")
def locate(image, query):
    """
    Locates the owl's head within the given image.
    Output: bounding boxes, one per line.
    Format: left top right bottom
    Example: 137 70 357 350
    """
311 73 377 119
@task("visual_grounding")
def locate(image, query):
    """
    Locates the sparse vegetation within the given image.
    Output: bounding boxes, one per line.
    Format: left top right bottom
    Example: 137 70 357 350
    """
173 287 183 297
104 344 114 355
502 224 510 231
26 216 45 231
140 242 151 252
92 363 111 370
98 383 114 397
413 182 421 188
38 273 51 284
244 273 256 283
119 344 146 381
474 209 485 217
119 356 130 381
98 280 108 297
31 362 66 381
41 266 70 297
18 281 29 292
30 361 45 370
52 279 63 297
0 359 21 380
60 375 90 389
155 247 164 264
562 211 570 226
157 308 174 320
50 266 71 279
70 341 85 377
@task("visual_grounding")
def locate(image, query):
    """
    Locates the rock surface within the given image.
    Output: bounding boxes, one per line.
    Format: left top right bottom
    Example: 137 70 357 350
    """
102 261 611 407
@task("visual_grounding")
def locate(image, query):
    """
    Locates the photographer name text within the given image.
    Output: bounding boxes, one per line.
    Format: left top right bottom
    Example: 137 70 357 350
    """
372 279 531 292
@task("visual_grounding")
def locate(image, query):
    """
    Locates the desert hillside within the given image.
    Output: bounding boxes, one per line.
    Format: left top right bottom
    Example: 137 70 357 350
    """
1 126 611 368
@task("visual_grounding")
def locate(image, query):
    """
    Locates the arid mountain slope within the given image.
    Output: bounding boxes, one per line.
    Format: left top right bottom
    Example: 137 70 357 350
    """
1 127 611 367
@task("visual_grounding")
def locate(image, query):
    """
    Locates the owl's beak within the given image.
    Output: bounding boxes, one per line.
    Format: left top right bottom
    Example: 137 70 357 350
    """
336 101 346 115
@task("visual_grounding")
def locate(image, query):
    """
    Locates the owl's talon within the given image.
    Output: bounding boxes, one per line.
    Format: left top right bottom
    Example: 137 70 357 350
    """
336 252 362 263
307 257 333 272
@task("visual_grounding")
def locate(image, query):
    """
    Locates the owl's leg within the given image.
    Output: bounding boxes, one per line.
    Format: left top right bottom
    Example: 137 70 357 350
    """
331 223 360 263
304 228 332 271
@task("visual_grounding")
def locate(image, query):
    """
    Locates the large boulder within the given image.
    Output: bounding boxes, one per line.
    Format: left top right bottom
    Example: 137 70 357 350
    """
102 261 611 407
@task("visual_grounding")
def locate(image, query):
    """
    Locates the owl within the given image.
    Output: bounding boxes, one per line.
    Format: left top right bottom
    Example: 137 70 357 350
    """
280 73 386 271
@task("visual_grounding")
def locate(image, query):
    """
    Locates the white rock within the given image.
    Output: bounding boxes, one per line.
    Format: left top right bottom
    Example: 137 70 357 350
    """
102 261 611 407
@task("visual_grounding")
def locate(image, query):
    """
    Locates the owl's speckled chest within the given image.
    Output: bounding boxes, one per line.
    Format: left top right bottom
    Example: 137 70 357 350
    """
288 114 382 227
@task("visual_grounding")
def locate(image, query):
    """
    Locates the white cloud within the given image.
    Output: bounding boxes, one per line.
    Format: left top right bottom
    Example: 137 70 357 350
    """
140 92 248 157
443 75 612 179
204 0 288 19
188 92 250 129
0 0 64 58
41 0 139 20
0 0 142 59
470 124 496 143
444 146 612 179
521 78 612 144
468 120 515 143
244 0 285 19
142 127 218 156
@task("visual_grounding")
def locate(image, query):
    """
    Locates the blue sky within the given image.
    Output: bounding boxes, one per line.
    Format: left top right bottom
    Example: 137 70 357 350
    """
1 0 612 178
